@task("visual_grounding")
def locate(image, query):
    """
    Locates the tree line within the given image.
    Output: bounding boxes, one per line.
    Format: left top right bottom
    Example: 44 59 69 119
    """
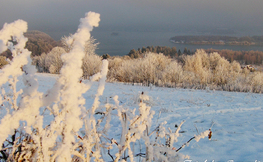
127 46 263 65
128 46 191 58
170 35 263 45
205 49 263 65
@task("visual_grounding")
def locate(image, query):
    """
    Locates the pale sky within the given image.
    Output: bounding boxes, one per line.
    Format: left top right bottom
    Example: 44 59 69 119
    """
1 0 263 40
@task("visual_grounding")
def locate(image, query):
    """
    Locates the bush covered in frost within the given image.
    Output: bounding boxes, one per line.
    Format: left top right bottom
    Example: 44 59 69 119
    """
106 50 263 93
0 12 211 161
33 35 101 78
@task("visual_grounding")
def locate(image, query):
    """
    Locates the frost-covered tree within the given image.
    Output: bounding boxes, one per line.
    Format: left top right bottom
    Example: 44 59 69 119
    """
44 46 65 74
160 60 183 87
183 50 211 85
111 53 171 85
33 35 101 78
32 52 47 72
82 36 102 79
105 49 263 92
82 53 102 79
32 47 65 74
107 57 125 81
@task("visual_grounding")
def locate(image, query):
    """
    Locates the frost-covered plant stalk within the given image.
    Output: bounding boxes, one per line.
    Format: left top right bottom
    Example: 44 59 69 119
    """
0 19 40 144
0 19 43 161
0 12 102 161
0 12 210 162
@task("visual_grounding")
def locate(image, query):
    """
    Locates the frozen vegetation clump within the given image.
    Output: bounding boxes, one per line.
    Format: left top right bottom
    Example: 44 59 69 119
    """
105 50 263 93
0 12 210 161
33 34 102 79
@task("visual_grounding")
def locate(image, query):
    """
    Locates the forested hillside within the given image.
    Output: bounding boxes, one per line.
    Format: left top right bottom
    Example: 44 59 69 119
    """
24 30 62 56
0 30 61 59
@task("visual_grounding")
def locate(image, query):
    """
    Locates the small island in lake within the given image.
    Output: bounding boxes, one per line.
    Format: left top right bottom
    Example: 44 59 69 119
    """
170 35 263 46
111 32 119 36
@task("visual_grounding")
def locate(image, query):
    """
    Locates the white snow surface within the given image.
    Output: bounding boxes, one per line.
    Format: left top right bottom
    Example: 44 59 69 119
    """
3 73 263 161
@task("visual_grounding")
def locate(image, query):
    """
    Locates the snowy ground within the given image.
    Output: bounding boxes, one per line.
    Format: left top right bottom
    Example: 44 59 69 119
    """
13 73 263 161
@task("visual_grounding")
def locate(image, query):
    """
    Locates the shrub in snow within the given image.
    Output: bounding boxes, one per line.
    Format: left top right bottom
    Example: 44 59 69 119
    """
82 53 102 79
105 49 263 92
241 71 263 93
107 57 127 82
0 56 8 69
0 12 211 162
32 52 47 72
33 35 101 79
182 49 241 87
160 60 183 87
45 47 66 74
183 50 211 85
111 53 171 85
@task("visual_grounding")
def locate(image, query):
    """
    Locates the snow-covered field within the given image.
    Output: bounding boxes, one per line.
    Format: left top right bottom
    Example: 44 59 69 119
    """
34 73 263 162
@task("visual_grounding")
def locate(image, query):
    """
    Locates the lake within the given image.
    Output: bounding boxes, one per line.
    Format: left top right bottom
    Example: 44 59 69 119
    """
90 31 263 56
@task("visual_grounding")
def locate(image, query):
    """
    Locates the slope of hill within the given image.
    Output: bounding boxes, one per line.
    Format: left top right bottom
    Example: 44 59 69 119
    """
1 30 62 59
24 30 62 56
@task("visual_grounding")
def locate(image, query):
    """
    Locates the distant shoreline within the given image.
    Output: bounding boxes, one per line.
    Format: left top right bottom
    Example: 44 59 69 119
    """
170 35 263 46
